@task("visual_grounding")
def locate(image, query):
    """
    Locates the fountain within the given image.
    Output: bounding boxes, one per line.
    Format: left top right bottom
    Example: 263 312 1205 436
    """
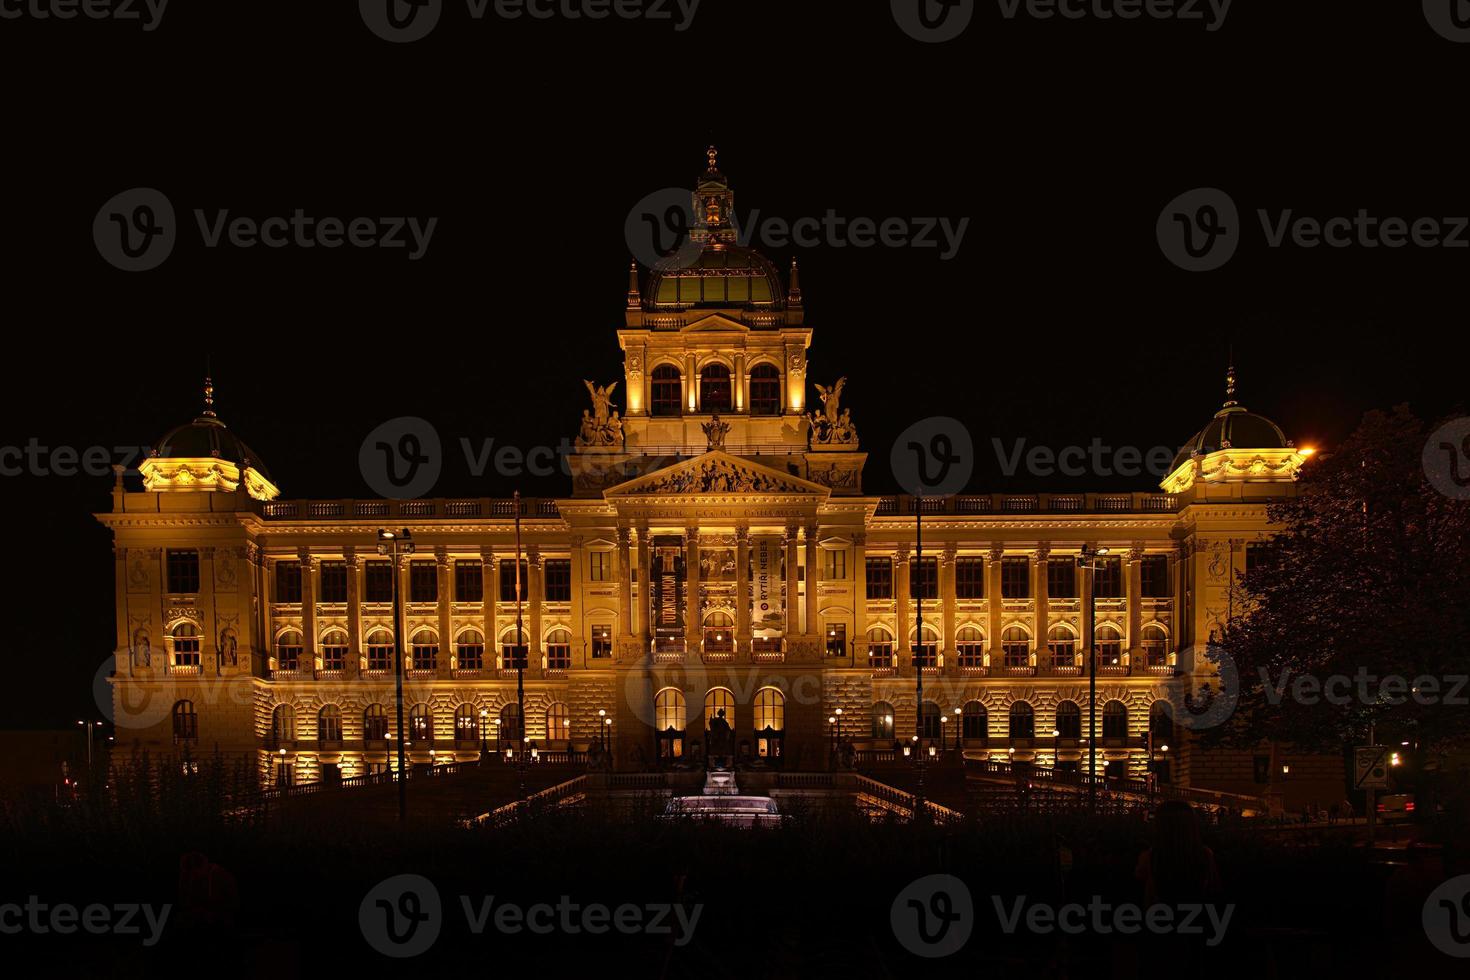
660 769 783 827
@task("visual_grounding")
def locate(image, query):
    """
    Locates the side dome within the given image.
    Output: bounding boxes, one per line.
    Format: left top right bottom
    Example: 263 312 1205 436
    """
140 378 280 501
1162 366 1304 494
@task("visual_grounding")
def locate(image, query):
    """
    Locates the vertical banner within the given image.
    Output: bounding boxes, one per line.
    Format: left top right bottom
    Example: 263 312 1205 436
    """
751 534 785 632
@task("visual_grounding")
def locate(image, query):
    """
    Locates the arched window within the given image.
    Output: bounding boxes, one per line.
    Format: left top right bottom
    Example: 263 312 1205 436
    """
455 703 478 742
1002 626 1030 668
275 630 303 671
1055 700 1081 740
1095 625 1123 667
1009 700 1035 739
271 704 295 743
363 704 388 741
409 703 432 743
318 704 343 743
321 629 348 672
753 687 784 759
910 624 939 668
956 627 984 667
705 687 735 731
545 628 571 670
703 612 734 654
872 701 895 739
545 702 570 742
366 630 394 672
500 627 528 670
1142 624 1168 668
500 702 522 743
1046 625 1076 669
961 701 987 741
411 629 438 672
920 701 941 740
172 699 197 740
651 364 682 417
655 688 686 732
1103 700 1129 740
748 362 781 416
866 626 894 669
456 629 484 671
172 623 201 670
699 362 732 413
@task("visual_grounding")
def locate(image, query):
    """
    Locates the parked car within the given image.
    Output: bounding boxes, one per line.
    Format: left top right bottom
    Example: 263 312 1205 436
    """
1376 793 1415 820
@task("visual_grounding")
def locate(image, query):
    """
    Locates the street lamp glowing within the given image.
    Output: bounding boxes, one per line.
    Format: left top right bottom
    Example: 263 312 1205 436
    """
1298 447 1316 457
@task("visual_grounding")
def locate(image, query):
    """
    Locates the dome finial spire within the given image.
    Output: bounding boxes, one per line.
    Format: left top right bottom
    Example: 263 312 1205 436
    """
202 358 216 418
706 144 718 173
1223 347 1237 408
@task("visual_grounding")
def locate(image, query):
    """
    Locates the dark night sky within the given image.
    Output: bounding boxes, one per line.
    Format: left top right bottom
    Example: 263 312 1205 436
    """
0 1 1462 726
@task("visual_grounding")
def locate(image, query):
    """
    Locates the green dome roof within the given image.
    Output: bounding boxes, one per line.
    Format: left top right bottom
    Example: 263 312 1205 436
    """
1171 367 1291 472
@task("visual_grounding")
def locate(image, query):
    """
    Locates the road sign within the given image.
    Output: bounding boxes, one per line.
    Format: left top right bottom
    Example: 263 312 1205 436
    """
1355 745 1390 789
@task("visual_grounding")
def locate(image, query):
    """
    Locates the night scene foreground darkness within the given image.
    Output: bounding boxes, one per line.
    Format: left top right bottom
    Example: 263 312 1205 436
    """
5 150 1470 976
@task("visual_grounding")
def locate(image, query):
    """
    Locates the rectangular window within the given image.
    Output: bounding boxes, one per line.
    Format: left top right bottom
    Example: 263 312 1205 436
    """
319 561 348 603
909 557 938 600
589 551 609 582
823 549 846 580
1001 557 1030 599
866 557 893 599
409 562 438 603
955 557 984 599
364 561 394 602
590 623 613 658
454 560 484 602
1094 557 1123 598
544 559 571 601
1047 557 1077 599
275 561 302 603
825 623 846 657
166 549 200 594
1140 555 1170 598
499 560 528 603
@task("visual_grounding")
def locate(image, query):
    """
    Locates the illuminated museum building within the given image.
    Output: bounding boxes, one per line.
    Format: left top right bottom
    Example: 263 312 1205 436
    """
99 155 1315 793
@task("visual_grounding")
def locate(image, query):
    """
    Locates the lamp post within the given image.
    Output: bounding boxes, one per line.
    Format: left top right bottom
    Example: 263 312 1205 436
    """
939 714 948 756
377 527 414 826
76 719 101 772
1079 544 1109 814
953 707 962 754
479 709 489 758
598 708 607 751
828 715 837 758
511 491 528 801
604 716 612 753
1051 728 1060 770
912 494 926 819
835 707 843 749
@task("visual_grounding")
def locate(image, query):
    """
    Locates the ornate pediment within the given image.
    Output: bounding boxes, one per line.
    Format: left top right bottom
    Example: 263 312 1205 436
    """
605 451 829 498
681 313 749 333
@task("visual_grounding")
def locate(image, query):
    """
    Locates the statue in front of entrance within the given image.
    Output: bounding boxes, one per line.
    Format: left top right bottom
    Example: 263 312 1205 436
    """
808 377 858 446
701 414 730 451
707 708 735 770
575 380 625 448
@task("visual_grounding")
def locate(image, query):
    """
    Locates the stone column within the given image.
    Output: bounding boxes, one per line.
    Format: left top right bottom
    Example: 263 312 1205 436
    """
684 527 701 649
1032 547 1048 670
941 545 957 670
436 546 452 678
804 522 820 637
637 525 652 649
1172 541 1187 656
734 525 751 652
1126 543 1144 669
784 524 801 647
617 527 633 640
852 532 867 652
734 352 747 412
480 546 496 661
298 548 317 673
895 544 911 673
345 548 361 678
528 546 544 661
569 535 585 664
686 353 699 413
987 546 1003 668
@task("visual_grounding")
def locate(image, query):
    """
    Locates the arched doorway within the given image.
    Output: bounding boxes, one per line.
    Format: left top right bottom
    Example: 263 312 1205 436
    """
654 687 686 765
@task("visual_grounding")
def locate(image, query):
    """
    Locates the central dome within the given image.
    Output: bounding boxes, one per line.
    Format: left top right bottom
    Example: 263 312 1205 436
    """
1169 367 1292 473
